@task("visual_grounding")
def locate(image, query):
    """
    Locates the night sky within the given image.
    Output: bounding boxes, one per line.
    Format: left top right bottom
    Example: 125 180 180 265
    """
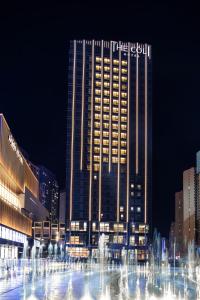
1 2 200 237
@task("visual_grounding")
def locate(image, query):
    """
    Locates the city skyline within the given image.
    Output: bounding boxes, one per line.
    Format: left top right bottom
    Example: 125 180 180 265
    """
1 2 200 237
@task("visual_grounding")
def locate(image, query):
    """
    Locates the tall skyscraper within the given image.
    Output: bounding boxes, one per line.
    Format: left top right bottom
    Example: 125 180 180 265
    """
174 191 183 256
66 40 152 260
183 167 195 250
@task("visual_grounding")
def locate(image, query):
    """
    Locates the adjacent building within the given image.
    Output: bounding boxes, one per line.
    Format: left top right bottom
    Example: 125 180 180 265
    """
59 190 66 224
66 39 152 260
174 191 183 256
0 114 49 258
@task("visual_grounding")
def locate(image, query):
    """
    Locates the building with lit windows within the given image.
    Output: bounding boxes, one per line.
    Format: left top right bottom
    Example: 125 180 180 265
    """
66 40 152 260
0 114 49 258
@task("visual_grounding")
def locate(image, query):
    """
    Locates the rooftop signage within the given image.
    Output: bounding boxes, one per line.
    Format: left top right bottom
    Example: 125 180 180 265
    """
111 41 151 58
8 134 23 165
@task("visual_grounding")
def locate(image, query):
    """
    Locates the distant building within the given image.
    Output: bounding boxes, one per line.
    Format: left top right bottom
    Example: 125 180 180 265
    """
196 151 200 246
59 191 66 224
38 166 59 223
183 167 195 250
169 222 175 258
174 191 183 256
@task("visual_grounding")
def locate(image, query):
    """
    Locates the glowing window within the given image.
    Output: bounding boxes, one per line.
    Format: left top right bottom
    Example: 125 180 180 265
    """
103 147 109 154
113 67 119 73
130 236 135 246
95 89 101 95
94 147 100 153
113 59 119 65
96 65 102 71
121 68 127 74
104 74 110 80
94 139 100 145
104 90 110 96
94 122 100 128
103 123 109 129
121 100 127 106
95 73 101 79
112 124 118 130
121 108 127 114
95 114 100 120
113 107 119 113
104 66 110 72
121 116 127 122
96 57 102 62
103 115 109 121
112 140 118 146
103 106 109 113
113 83 119 89
103 139 109 146
121 141 127 147
120 158 126 164
112 157 118 163
112 115 118 121
94 156 100 162
104 58 110 64
112 132 118 139
113 100 119 106
112 149 118 155
103 131 109 137
122 60 128 66
94 130 100 137
121 149 126 155
121 76 127 82
104 82 110 88
121 85 127 90
121 124 127 130
121 133 127 139
103 157 108 162
95 105 101 111
120 206 124 212
121 92 127 98
103 98 109 104
137 206 141 213
94 164 99 171
113 75 119 81
113 91 119 97
95 97 101 103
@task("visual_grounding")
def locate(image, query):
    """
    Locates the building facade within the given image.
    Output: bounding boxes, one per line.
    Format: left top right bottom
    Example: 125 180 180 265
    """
66 40 152 260
174 191 183 256
0 114 48 258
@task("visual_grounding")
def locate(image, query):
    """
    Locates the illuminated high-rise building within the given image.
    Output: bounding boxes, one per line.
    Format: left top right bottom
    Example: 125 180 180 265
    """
66 40 152 260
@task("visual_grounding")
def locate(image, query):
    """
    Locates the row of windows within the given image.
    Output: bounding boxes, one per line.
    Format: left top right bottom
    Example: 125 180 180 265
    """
93 157 126 164
94 131 127 139
96 65 128 74
95 97 127 107
94 106 127 114
95 80 127 90
95 73 127 82
94 122 127 130
95 89 127 98
94 147 126 155
94 139 126 147
95 114 127 122
96 57 128 66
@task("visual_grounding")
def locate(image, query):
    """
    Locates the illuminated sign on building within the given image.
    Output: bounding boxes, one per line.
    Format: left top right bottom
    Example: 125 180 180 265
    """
111 41 151 58
8 134 23 165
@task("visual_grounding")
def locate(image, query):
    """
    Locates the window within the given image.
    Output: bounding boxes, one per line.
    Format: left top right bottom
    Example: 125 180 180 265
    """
121 141 127 147
112 140 118 146
103 114 109 121
121 93 127 99
113 91 119 98
94 130 100 137
96 81 101 87
113 107 119 113
112 124 118 130
103 139 109 146
121 133 127 139
131 192 134 196
112 115 118 121
121 116 127 122
120 206 124 212
112 132 118 138
113 75 119 81
96 57 102 62
103 106 109 113
131 183 134 188
121 149 126 155
94 122 100 129
137 206 141 213
113 99 119 106
94 156 100 162
130 236 135 246
112 157 118 163
121 85 127 90
131 206 134 211
94 139 100 145
94 147 100 154
104 66 110 72
94 164 99 171
103 131 109 138
95 89 101 95
104 90 110 96
103 147 109 154
103 123 109 129
120 158 126 164
121 100 127 106
139 236 145 246
113 59 119 65
95 97 101 103
112 149 118 155
104 58 110 64
113 67 119 73
103 98 109 104
95 114 100 120
122 60 128 66
96 65 102 71
137 184 142 189
121 76 127 82
95 73 101 79
121 68 127 74
113 83 119 89
121 124 127 131
103 157 108 162
104 82 110 88
95 105 101 111
104 74 110 80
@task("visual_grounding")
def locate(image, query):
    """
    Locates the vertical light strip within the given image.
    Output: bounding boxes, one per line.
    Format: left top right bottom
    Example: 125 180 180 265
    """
70 40 77 221
80 40 86 170
144 43 148 224
89 40 95 222
117 42 121 222
109 42 113 173
126 43 130 223
136 42 139 174
98 40 104 222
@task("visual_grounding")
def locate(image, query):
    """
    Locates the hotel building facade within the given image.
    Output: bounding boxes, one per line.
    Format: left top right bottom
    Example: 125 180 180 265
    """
66 40 152 260
0 114 48 258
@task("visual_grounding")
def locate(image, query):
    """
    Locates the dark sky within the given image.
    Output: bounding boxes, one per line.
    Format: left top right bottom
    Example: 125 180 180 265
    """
0 2 200 237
